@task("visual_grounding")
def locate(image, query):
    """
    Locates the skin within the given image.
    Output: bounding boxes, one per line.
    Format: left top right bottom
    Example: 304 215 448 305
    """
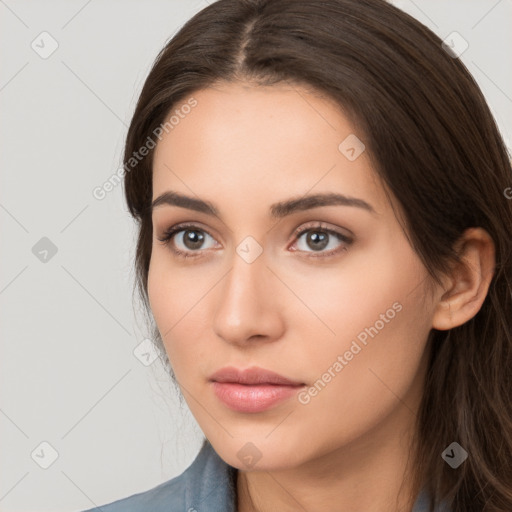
148 81 495 512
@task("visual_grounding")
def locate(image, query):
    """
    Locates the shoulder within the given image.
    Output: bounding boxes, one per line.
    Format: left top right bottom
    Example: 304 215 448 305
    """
412 487 452 512
80 439 237 512
81 473 187 512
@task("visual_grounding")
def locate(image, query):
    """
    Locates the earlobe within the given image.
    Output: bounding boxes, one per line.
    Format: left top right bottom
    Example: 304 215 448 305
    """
431 227 495 331
432 300 453 330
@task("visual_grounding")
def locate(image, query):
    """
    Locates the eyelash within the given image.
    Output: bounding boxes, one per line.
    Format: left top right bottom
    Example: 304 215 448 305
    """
156 222 353 260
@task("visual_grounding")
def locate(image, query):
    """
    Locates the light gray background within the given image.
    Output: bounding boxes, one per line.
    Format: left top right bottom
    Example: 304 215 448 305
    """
1 1 511 511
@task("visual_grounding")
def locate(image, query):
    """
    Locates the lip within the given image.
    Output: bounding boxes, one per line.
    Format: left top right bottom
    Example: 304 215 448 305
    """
209 366 306 413
209 365 304 386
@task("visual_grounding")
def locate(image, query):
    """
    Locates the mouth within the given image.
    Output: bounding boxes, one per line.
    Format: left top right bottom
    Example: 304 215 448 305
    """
209 366 306 413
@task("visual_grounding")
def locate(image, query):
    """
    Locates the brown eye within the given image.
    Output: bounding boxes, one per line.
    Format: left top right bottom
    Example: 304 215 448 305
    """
157 223 218 259
302 231 330 251
291 223 353 258
180 229 206 250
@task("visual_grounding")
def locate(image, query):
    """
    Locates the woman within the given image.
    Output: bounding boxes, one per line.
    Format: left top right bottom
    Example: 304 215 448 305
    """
83 0 512 510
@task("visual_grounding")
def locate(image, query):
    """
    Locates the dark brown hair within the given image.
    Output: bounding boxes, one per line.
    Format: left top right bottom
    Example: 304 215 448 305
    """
122 0 512 510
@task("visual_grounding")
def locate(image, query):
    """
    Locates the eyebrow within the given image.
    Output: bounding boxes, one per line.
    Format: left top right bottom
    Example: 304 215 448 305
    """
151 190 376 218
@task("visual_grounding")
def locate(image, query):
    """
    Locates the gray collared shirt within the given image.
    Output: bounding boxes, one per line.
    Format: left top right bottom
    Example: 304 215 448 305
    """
82 440 450 512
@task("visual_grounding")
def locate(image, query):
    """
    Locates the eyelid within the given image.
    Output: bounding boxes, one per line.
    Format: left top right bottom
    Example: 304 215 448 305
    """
290 221 352 242
157 222 219 252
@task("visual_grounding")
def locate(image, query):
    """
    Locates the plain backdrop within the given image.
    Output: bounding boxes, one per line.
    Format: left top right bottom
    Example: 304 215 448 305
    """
1 1 511 511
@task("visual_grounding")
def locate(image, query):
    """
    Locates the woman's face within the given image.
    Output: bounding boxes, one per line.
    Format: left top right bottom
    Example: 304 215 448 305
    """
148 81 439 470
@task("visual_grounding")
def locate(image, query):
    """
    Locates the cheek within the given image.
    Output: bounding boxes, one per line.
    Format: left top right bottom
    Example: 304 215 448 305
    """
148 250 206 327
290 284 430 450
147 253 216 368
286 237 424 342
288 237 431 383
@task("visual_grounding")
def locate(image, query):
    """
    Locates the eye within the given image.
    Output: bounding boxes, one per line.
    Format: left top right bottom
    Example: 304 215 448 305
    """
157 221 353 260
289 222 353 258
157 223 219 259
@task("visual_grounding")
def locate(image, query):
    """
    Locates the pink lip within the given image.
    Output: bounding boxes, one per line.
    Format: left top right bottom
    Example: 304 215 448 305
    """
209 366 304 386
209 366 306 413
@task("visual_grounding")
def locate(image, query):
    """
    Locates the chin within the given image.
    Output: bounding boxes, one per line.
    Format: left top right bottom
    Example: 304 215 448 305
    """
211 434 307 472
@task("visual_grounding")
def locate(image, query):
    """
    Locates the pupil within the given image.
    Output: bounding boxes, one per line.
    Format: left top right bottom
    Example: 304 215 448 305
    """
308 231 328 251
184 230 204 249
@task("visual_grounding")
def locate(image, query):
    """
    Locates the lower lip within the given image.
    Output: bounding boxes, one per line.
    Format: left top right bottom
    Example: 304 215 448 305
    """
211 382 304 413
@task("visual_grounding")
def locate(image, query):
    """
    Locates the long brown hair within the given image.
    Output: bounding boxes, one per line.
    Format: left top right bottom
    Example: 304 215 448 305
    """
122 0 512 510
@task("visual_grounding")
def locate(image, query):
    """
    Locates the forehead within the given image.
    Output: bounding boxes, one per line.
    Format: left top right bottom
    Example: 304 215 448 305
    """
151 82 390 218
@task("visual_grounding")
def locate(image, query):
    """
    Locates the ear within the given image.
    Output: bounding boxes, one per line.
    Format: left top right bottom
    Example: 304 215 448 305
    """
432 227 496 330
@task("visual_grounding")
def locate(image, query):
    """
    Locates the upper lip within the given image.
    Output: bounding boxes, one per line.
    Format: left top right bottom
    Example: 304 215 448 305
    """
209 366 305 386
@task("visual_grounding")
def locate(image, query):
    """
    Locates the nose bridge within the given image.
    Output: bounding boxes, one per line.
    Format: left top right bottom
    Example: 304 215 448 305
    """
219 248 267 321
213 243 282 344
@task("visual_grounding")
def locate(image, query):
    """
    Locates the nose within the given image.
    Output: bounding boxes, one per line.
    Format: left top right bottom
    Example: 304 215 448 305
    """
212 249 285 347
